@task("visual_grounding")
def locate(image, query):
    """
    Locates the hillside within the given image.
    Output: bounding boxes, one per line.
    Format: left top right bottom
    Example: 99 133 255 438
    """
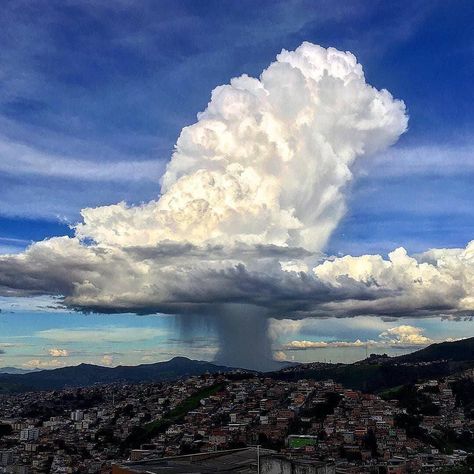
0 357 236 393
272 337 474 393
393 337 474 363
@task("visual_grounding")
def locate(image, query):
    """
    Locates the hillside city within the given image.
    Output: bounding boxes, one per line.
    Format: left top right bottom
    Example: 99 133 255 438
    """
1 364 473 474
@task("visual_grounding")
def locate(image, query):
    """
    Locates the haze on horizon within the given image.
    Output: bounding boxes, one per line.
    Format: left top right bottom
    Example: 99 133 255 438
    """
0 0 473 371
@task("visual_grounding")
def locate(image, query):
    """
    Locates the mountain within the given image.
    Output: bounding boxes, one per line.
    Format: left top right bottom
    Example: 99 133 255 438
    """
0 357 237 393
393 337 474 363
2 338 474 394
272 337 474 393
0 367 38 375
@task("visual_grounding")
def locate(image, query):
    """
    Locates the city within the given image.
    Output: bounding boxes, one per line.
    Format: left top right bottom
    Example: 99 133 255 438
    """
1 364 473 473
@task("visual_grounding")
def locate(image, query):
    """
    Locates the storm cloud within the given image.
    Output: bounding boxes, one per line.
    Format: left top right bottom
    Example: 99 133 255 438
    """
4 43 469 367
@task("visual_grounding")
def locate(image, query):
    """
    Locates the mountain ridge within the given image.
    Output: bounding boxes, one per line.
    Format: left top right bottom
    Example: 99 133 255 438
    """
0 357 239 393
0 366 39 375
2 338 474 394
393 337 474 363
272 337 474 392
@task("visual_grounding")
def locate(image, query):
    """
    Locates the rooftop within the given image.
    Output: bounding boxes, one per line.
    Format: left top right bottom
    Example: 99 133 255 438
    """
113 447 267 473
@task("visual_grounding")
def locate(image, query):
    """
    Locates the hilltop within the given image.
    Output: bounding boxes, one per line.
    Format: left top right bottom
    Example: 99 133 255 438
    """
272 337 474 392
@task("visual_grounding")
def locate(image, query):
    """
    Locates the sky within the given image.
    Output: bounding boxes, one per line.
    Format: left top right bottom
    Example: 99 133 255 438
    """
0 0 473 370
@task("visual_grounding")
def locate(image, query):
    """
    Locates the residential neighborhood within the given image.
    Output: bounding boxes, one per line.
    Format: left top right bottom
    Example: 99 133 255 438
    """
1 367 472 473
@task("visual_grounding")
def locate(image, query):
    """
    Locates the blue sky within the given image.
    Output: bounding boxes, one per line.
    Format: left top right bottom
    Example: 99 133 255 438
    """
0 0 473 368
0 308 220 368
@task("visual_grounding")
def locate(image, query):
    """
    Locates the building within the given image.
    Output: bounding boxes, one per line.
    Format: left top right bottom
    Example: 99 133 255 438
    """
387 457 406 474
71 410 84 422
0 450 14 466
112 448 335 473
19 428 39 442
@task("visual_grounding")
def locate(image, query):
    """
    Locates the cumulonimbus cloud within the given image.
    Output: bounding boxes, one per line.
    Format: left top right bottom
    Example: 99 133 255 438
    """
75 43 406 251
1 43 470 366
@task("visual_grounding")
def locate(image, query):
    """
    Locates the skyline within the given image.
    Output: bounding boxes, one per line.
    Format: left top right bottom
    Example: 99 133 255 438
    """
1 0 473 370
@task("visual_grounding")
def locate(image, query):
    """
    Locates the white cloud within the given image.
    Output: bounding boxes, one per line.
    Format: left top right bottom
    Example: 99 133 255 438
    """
312 244 474 316
284 339 367 350
74 43 406 251
101 355 114 367
379 325 432 346
283 324 435 351
48 348 69 357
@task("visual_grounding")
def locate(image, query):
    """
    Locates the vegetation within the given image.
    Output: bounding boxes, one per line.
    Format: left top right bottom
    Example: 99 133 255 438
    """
0 423 12 438
439 455 474 473
362 428 378 457
391 384 474 454
451 378 474 419
274 360 474 393
123 383 226 450
397 338 474 364
300 392 342 421
384 384 440 416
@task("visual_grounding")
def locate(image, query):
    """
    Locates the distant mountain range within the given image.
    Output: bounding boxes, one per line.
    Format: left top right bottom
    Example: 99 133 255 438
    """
2 338 474 394
0 357 237 393
0 367 39 375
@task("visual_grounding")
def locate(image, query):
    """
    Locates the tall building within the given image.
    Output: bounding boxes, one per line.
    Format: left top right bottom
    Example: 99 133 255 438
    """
71 410 84 422
19 428 40 442
0 450 14 466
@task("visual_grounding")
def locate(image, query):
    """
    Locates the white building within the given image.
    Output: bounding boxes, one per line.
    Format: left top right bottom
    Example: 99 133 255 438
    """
71 410 84 422
19 428 39 442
